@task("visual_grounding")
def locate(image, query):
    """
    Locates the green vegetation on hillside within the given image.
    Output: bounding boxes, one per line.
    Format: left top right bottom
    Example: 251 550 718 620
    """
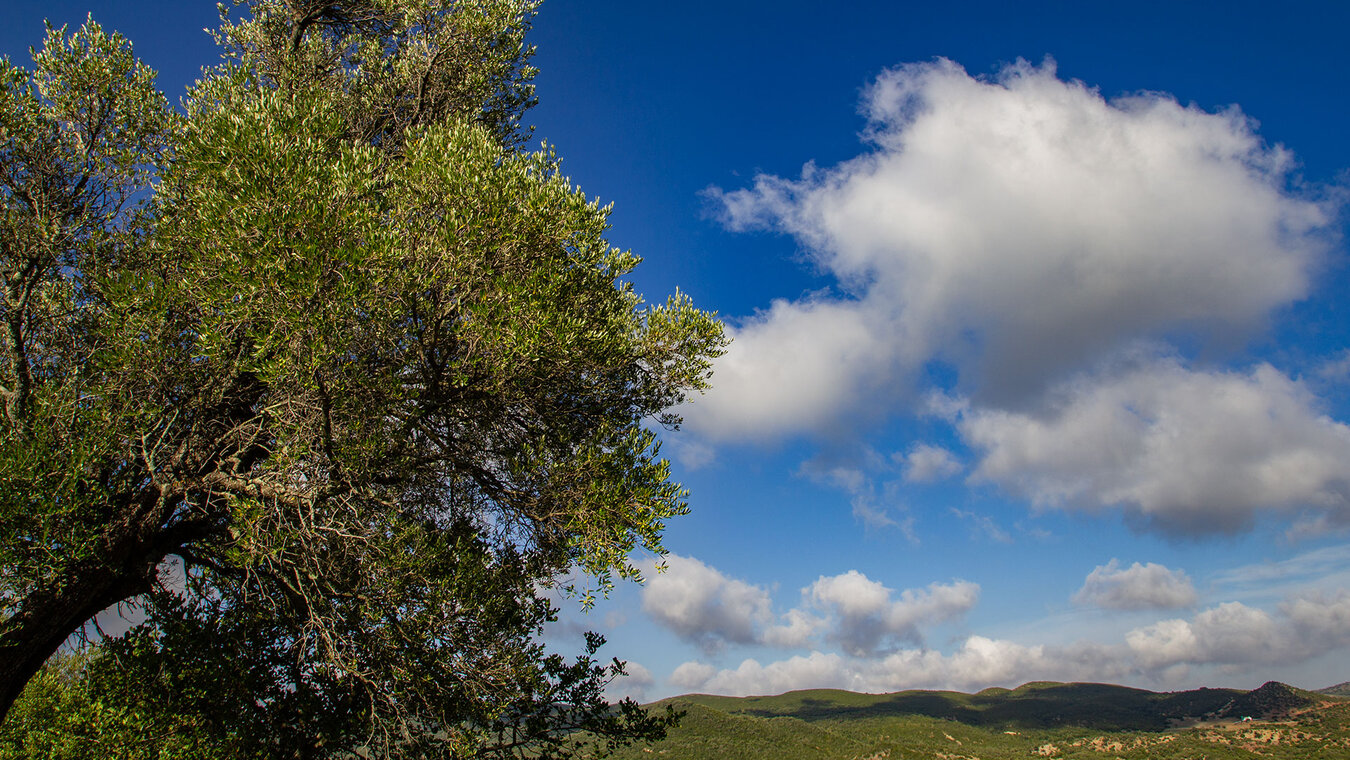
1319 682 1350 698
679 681 1259 731
612 682 1350 760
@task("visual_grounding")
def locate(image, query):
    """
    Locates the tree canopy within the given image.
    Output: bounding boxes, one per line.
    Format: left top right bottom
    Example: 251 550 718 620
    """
0 1 724 756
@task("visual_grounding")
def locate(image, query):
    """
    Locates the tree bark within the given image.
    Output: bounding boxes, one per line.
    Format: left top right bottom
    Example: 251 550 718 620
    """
0 541 165 720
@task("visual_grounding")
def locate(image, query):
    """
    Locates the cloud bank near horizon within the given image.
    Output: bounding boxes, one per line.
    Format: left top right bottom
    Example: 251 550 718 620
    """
644 553 1350 697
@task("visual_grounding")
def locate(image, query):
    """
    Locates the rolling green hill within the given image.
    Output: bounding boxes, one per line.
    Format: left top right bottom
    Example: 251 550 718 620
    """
612 681 1350 760
674 681 1305 731
1319 681 1350 698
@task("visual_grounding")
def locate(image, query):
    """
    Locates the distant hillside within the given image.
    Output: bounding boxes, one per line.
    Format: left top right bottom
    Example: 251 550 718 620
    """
613 681 1349 760
1320 681 1350 697
1218 681 1313 720
674 680 1308 731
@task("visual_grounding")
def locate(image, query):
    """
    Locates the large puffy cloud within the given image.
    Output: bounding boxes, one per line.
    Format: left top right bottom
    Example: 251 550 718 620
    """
1125 592 1350 671
691 57 1331 441
670 592 1350 696
643 558 973 654
642 555 821 652
958 358 1350 536
686 298 887 440
641 554 776 652
1073 560 1198 610
761 608 822 649
1283 592 1350 653
1125 604 1280 670
806 572 979 655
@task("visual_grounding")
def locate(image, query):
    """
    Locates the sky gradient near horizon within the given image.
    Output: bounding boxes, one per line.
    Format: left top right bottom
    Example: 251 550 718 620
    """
7 0 1350 702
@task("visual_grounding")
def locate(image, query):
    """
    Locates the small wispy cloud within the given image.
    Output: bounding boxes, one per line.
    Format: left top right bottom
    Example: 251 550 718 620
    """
900 443 963 483
1210 542 1350 602
950 508 1013 544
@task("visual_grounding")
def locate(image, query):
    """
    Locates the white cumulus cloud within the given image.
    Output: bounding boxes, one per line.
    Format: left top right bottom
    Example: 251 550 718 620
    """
690 57 1331 442
642 555 824 652
1282 591 1350 654
669 660 719 690
1125 592 1350 672
806 572 979 656
959 357 1350 536
1073 560 1198 610
643 558 976 656
641 554 775 652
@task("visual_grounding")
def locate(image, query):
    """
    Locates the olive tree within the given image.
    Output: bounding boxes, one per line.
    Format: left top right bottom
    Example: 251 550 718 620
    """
0 2 723 756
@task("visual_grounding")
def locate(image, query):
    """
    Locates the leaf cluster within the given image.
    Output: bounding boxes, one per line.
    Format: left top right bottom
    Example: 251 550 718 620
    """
0 2 724 756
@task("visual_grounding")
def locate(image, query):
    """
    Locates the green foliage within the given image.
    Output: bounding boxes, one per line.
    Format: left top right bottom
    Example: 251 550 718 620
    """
0 15 172 585
0 1 724 756
4 604 681 759
0 648 230 760
612 703 869 760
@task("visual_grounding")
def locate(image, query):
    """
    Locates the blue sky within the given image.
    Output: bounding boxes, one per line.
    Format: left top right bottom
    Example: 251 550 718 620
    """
8 1 1350 700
